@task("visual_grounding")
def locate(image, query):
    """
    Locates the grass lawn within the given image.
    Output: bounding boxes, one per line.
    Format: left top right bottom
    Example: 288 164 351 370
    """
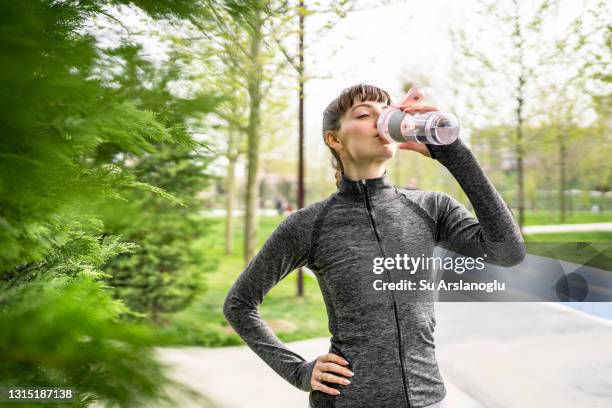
524 231 612 271
157 215 329 347
523 210 611 226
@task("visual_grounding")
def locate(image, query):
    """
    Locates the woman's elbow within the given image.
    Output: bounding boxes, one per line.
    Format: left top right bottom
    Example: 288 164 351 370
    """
511 241 527 265
222 292 239 324
506 245 526 266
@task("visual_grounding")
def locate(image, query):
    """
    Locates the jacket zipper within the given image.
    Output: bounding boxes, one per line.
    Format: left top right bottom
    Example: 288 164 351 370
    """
360 179 412 408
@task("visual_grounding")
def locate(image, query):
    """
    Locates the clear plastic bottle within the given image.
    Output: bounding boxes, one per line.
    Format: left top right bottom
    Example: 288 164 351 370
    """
377 86 460 145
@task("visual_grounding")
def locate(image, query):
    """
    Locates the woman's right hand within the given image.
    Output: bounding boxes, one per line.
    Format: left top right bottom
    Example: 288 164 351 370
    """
310 353 354 395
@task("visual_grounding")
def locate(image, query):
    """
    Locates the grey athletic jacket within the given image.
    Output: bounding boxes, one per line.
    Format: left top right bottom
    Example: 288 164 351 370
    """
223 137 526 408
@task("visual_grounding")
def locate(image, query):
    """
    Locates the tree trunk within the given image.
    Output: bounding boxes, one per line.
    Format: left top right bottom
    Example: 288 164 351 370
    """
151 301 160 324
244 8 263 264
225 156 236 255
513 4 526 232
296 0 305 298
559 133 567 222
516 124 525 230
515 86 525 231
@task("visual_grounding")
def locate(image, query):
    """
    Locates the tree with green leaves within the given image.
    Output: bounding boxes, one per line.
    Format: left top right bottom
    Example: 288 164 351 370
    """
101 143 219 324
449 0 563 229
90 38 223 324
0 0 240 406
547 0 611 218
201 1 359 264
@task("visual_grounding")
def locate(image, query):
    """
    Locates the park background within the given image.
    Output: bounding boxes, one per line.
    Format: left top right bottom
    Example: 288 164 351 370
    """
0 0 610 407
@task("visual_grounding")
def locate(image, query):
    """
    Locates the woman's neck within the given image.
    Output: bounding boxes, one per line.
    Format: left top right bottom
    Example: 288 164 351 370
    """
342 161 387 181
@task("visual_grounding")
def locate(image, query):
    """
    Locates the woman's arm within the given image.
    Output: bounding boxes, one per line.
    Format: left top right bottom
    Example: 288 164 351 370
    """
222 209 318 392
426 138 526 266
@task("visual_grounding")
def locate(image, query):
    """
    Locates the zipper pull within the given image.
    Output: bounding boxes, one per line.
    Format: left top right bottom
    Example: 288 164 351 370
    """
361 180 366 185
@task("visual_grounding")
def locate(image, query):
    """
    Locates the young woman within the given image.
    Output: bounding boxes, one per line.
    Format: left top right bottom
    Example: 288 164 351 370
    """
223 83 525 408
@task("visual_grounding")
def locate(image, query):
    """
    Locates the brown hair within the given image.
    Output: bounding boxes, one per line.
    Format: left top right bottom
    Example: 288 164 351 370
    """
322 83 392 188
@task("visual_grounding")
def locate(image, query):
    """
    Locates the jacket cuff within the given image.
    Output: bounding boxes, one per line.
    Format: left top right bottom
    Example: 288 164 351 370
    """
297 359 318 392
426 136 466 162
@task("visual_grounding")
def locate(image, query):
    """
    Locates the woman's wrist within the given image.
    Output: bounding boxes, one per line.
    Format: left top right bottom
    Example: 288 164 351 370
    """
298 358 318 392
426 136 468 163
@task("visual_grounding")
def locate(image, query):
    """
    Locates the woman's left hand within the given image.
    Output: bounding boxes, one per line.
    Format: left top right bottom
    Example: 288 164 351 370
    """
396 104 439 158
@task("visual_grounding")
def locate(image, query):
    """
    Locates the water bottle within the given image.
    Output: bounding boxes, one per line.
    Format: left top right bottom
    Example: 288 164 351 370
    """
376 86 460 145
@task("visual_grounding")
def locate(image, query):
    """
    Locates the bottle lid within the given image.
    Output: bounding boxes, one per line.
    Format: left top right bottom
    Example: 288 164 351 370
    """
427 112 459 145
396 85 425 108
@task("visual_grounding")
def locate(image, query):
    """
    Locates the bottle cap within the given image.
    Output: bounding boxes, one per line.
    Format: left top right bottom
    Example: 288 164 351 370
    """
396 85 425 108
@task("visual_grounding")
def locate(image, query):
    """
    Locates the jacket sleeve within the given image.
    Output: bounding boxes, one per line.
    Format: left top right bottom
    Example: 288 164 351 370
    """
426 138 526 266
222 209 318 392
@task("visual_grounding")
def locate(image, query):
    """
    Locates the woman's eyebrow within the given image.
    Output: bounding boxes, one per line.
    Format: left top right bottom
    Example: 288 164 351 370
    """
350 103 389 112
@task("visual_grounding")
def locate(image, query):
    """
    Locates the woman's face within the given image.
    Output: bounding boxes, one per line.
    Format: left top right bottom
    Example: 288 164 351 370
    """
334 99 397 164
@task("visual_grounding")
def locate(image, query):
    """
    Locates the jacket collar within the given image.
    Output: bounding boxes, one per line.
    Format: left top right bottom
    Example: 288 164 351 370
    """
337 169 394 199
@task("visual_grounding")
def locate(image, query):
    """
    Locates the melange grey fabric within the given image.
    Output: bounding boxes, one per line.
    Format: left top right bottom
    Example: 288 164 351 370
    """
223 137 526 408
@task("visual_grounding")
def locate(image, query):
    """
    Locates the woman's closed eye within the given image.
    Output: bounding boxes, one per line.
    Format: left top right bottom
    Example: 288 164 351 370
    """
356 114 370 119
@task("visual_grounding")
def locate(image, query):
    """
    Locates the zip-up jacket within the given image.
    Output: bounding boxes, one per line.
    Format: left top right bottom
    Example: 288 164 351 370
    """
223 137 526 408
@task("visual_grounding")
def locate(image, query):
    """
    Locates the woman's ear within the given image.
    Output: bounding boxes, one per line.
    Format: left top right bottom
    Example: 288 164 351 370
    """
325 131 343 152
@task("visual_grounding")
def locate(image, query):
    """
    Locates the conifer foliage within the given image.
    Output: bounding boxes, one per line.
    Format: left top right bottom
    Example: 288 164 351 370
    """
0 1 226 406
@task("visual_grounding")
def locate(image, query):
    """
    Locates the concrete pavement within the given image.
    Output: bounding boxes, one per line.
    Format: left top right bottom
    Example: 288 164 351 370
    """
433 302 612 408
523 222 612 234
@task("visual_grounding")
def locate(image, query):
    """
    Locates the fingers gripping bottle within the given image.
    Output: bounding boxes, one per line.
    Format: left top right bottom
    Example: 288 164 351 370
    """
376 86 460 145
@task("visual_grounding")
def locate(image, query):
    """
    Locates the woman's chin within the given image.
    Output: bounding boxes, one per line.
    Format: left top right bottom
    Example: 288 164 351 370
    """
359 143 396 161
379 143 397 158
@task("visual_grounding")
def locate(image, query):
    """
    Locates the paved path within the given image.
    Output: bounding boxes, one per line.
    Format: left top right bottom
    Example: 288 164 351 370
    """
523 222 612 234
433 302 612 408
155 302 612 408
